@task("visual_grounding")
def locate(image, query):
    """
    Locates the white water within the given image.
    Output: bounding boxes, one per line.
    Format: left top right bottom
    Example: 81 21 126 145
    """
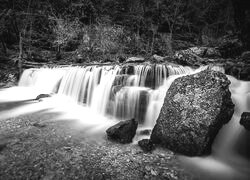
1 63 248 179
17 64 198 123
14 64 223 134
180 76 250 180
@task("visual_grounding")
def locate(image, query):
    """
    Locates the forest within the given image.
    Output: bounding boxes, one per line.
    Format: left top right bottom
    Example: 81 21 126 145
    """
0 0 249 64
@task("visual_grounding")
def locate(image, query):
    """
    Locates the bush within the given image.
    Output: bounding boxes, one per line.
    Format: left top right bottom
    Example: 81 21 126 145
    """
52 18 81 52
77 24 128 60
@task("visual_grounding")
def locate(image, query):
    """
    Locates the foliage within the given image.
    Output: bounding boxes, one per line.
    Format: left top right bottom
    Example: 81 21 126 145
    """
77 24 128 61
0 0 245 60
52 18 81 51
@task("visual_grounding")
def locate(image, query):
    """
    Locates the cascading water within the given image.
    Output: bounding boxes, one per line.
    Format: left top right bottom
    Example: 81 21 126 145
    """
180 76 250 180
18 67 66 94
3 63 248 179
18 64 196 123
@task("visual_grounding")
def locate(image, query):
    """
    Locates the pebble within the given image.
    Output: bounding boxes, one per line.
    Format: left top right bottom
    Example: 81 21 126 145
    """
151 169 158 176
145 165 151 171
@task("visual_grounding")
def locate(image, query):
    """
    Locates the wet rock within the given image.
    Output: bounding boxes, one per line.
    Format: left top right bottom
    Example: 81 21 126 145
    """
174 47 221 67
112 75 129 86
106 119 138 143
239 67 250 80
151 70 234 156
152 54 165 63
224 63 250 81
189 47 207 57
138 139 155 152
138 129 151 136
120 65 134 75
240 112 250 131
35 94 51 101
117 55 126 63
33 122 47 128
174 49 203 66
0 142 7 152
189 47 221 58
126 57 145 63
205 47 221 58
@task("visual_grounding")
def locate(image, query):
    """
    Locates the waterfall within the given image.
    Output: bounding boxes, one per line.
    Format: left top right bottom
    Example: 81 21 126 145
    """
11 63 249 179
19 68 66 93
18 64 198 124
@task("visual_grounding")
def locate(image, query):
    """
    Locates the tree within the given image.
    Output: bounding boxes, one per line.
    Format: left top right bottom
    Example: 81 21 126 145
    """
51 18 81 54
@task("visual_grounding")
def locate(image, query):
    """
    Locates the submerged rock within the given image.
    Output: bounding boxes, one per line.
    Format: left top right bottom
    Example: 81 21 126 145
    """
151 70 234 156
106 119 138 143
240 112 250 131
138 139 155 152
35 94 51 101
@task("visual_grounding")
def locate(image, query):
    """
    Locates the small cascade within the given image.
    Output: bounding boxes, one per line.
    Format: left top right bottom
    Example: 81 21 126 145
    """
143 75 181 128
90 66 121 115
19 68 66 93
57 65 121 115
113 86 150 122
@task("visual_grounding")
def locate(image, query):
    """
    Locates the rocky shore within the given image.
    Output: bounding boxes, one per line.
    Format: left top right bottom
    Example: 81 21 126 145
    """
0 112 195 180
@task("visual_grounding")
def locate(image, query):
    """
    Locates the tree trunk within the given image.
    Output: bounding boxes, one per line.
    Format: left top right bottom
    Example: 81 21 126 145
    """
150 31 155 55
166 33 173 56
18 33 23 77
57 45 61 53
0 37 7 54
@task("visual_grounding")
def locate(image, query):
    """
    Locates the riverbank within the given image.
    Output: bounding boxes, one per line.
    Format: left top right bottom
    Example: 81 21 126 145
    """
0 111 195 180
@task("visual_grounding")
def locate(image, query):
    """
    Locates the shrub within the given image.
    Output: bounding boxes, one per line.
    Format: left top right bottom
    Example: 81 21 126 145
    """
52 18 81 52
77 24 127 61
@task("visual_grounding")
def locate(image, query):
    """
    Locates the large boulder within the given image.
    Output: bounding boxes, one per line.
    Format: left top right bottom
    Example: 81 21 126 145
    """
240 112 250 131
150 70 234 156
106 119 138 143
174 47 221 67
174 49 204 66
